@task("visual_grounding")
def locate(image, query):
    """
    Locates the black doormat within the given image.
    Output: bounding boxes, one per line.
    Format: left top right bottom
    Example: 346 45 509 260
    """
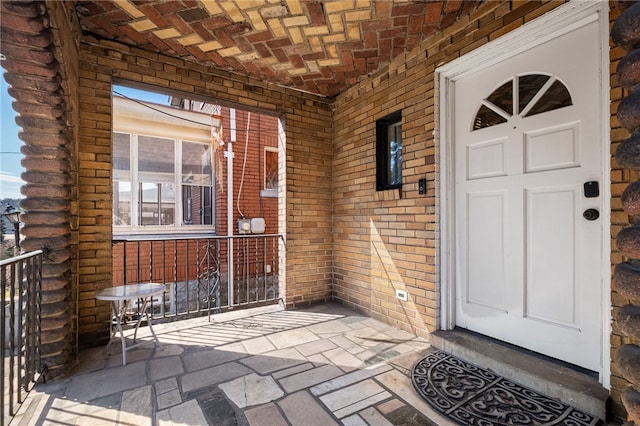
411 351 602 426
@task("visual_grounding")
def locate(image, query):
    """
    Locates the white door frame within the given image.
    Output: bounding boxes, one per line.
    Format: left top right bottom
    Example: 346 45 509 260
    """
436 1 611 386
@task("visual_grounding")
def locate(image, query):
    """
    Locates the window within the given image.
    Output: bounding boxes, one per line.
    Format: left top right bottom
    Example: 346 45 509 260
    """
138 135 175 226
112 132 213 232
376 111 402 191
264 148 278 190
113 133 131 225
473 74 572 131
182 141 213 225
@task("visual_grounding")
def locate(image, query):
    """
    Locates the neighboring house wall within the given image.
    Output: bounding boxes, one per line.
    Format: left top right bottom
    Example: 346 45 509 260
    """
76 36 333 345
212 108 280 237
109 101 280 288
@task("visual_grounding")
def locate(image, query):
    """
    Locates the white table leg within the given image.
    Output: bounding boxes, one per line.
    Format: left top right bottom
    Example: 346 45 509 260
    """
110 300 128 366
132 297 162 349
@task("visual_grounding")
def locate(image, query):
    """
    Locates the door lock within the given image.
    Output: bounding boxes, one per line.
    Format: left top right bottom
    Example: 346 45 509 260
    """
584 181 599 198
583 208 599 221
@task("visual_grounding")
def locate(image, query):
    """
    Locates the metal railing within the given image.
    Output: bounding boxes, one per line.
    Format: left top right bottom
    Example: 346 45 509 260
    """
112 234 282 321
1 250 43 425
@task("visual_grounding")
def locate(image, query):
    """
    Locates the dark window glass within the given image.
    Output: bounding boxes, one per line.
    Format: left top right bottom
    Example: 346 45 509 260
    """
264 149 278 190
518 74 550 113
182 185 212 225
487 80 513 115
473 105 507 130
473 74 572 130
113 133 131 225
139 182 175 226
376 111 402 191
526 79 573 117
113 132 130 174
138 136 175 181
182 141 213 225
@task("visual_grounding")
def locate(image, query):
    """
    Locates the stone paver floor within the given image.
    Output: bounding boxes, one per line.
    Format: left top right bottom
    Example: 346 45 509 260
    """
11 303 456 425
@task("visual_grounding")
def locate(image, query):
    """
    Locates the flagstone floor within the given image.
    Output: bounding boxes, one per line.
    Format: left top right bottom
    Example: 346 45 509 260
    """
10 303 457 426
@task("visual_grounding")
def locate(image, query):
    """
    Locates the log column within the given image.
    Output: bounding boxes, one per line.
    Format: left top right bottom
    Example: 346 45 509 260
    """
612 1 640 423
1 0 73 379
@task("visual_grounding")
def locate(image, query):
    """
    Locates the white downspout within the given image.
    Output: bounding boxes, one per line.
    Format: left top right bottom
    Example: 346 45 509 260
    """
226 108 236 307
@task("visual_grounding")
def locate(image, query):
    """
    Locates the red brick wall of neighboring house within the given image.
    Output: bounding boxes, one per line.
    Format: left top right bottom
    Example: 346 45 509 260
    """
214 108 280 237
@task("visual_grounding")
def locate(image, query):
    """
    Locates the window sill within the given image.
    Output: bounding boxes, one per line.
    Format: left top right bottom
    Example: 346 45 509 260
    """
260 189 278 198
113 229 216 241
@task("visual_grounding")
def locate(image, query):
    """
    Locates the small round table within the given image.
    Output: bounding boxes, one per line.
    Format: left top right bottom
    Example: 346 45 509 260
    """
96 283 165 366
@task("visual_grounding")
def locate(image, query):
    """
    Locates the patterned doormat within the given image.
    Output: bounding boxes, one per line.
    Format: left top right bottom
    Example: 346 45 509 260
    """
411 351 602 426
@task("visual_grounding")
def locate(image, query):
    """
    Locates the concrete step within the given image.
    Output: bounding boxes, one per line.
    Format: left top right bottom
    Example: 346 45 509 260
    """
430 329 610 421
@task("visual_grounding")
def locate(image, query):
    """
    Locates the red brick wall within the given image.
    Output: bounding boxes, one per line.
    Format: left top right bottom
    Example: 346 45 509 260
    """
214 108 279 236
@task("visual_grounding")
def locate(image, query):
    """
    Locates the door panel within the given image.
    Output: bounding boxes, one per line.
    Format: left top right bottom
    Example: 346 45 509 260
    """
467 137 508 179
525 186 578 327
524 122 580 173
453 19 602 371
467 191 507 310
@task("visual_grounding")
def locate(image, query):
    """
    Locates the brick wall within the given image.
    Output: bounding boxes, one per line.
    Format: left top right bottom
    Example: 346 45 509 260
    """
214 108 279 236
332 1 549 336
332 0 632 418
77 36 333 345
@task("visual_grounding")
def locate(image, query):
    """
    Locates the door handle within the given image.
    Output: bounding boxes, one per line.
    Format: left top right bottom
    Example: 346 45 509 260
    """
583 208 599 221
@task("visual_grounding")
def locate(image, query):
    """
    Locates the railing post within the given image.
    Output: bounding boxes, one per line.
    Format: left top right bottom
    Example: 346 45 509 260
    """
17 258 24 404
228 237 234 307
1 262 6 422
9 261 16 414
0 250 43 422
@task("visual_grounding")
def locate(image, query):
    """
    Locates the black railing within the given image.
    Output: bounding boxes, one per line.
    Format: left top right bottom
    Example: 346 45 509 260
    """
112 235 282 321
1 250 43 425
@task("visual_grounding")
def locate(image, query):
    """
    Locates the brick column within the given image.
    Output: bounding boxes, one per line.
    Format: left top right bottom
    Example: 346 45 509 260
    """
1 1 74 379
611 2 640 423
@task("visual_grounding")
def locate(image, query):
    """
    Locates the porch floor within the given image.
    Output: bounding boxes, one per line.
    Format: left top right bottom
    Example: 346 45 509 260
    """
11 303 460 425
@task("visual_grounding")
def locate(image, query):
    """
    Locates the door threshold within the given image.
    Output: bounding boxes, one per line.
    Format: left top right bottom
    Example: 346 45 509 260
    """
430 329 610 421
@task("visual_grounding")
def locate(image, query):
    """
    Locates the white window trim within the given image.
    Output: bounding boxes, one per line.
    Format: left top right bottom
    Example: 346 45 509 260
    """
113 132 215 236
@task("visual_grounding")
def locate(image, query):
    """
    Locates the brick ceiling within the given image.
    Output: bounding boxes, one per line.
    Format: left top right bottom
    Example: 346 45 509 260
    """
74 0 482 98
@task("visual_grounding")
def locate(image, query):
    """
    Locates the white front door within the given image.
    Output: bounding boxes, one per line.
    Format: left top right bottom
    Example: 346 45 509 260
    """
453 18 603 371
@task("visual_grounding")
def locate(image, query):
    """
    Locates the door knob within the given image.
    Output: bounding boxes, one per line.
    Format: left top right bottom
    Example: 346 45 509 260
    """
583 208 599 221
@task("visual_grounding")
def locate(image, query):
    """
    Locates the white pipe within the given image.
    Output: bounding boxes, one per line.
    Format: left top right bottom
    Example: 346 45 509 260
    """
226 108 236 306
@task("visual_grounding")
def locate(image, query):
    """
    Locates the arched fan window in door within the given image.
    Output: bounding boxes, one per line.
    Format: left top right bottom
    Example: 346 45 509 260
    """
472 74 573 131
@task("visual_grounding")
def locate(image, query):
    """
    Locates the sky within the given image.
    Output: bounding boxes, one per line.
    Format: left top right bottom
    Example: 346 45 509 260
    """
0 77 170 200
1 74 24 199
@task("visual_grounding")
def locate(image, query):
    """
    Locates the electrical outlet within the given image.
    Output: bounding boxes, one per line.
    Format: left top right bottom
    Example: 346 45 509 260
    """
395 289 408 301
